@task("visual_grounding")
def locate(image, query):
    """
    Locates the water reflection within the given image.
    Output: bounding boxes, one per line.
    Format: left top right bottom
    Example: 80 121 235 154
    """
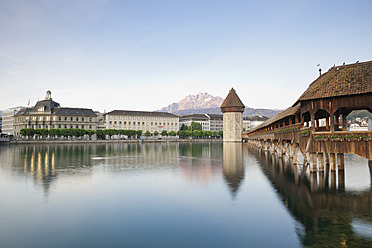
250 146 372 247
223 143 244 198
178 142 223 186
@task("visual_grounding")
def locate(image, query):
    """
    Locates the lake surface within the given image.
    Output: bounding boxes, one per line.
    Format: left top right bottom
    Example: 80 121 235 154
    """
0 142 371 247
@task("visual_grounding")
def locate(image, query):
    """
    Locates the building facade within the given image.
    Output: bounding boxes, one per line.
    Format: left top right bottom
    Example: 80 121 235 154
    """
105 110 179 134
2 107 25 136
179 114 223 132
14 91 97 136
243 115 269 132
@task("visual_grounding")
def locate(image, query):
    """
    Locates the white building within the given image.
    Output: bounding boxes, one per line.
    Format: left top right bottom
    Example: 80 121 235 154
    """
105 110 179 134
2 107 25 136
179 114 223 132
243 115 269 132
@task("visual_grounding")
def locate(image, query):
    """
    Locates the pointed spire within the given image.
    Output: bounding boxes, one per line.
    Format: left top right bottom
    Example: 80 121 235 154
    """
220 88 245 113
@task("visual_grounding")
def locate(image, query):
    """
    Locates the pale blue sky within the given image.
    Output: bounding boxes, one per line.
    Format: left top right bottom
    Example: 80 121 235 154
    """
1 0 371 112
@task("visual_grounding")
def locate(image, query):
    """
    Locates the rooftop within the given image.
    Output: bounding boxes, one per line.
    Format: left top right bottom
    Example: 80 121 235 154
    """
297 60 372 102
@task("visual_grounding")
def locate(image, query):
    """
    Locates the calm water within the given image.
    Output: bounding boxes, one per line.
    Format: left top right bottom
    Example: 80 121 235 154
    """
0 142 371 248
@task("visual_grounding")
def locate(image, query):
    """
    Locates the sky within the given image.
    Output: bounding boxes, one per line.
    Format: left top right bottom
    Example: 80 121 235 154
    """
1 0 371 112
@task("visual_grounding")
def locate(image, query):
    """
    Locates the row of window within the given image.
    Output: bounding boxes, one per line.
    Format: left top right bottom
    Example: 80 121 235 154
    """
109 115 177 121
109 121 176 126
16 116 94 122
25 124 94 129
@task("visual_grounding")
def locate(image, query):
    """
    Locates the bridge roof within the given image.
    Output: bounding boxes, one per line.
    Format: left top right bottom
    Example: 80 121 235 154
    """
298 60 372 102
250 103 300 133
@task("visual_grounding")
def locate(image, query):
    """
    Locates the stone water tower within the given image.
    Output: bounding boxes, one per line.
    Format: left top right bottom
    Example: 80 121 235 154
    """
220 88 245 142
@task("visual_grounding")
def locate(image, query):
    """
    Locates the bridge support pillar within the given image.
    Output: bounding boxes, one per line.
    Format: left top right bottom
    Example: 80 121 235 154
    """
271 141 275 155
310 173 318 191
319 172 325 191
293 144 299 164
325 153 330 165
309 153 317 172
338 169 345 190
337 153 345 170
331 171 336 190
330 153 336 171
318 153 324 172
289 143 294 158
278 141 283 158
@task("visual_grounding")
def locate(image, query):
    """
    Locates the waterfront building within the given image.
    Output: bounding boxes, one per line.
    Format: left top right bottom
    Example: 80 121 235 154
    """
220 88 245 142
243 115 269 132
13 91 97 136
179 114 223 132
104 110 179 134
2 107 26 136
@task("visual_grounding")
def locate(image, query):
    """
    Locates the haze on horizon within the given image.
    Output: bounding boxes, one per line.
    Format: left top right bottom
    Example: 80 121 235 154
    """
1 0 371 112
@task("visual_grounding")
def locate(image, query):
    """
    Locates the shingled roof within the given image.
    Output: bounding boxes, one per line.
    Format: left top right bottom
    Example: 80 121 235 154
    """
250 103 300 133
298 60 372 102
220 88 245 113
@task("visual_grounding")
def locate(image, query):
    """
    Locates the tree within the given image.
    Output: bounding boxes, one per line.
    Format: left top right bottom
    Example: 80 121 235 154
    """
169 131 177 136
161 130 168 136
136 130 143 139
205 130 212 137
180 124 188 131
218 130 223 137
154 131 159 136
145 130 151 137
190 121 202 131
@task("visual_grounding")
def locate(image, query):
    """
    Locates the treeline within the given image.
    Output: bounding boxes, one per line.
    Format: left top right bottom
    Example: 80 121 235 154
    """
19 128 223 139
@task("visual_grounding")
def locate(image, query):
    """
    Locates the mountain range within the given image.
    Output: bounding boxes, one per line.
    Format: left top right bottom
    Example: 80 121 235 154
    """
158 92 282 118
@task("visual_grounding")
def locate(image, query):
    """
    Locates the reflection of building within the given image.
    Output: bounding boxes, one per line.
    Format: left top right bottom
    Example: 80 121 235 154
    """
105 110 179 134
13 91 97 136
178 142 223 185
221 88 245 142
179 114 223 132
223 143 244 197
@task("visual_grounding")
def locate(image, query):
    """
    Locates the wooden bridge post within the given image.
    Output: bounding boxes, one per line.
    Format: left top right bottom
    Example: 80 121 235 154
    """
331 171 336 190
289 142 294 158
310 173 318 191
338 169 345 190
278 141 283 158
325 153 330 165
319 171 325 191
330 153 336 171
318 153 324 172
293 143 299 164
309 152 317 172
337 153 345 170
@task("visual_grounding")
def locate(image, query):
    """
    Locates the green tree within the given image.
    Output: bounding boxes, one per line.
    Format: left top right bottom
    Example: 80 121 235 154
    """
218 130 223 137
136 130 143 139
205 130 212 137
161 130 168 136
154 131 159 136
145 130 151 137
180 124 188 131
213 131 218 137
190 121 202 131
169 131 177 136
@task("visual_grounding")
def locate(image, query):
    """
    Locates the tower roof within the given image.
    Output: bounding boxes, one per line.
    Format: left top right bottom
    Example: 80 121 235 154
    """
220 88 245 113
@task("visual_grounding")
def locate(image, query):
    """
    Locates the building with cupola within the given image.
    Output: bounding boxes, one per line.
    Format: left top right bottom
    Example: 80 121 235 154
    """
13 91 97 136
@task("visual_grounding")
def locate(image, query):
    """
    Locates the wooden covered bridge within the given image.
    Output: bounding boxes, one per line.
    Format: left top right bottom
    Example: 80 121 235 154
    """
244 60 372 172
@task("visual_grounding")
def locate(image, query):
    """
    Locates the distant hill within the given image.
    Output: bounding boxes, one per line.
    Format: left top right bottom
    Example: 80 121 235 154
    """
158 92 282 118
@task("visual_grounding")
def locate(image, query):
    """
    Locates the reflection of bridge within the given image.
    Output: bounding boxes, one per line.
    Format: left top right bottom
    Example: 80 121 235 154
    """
245 61 372 172
250 147 372 246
